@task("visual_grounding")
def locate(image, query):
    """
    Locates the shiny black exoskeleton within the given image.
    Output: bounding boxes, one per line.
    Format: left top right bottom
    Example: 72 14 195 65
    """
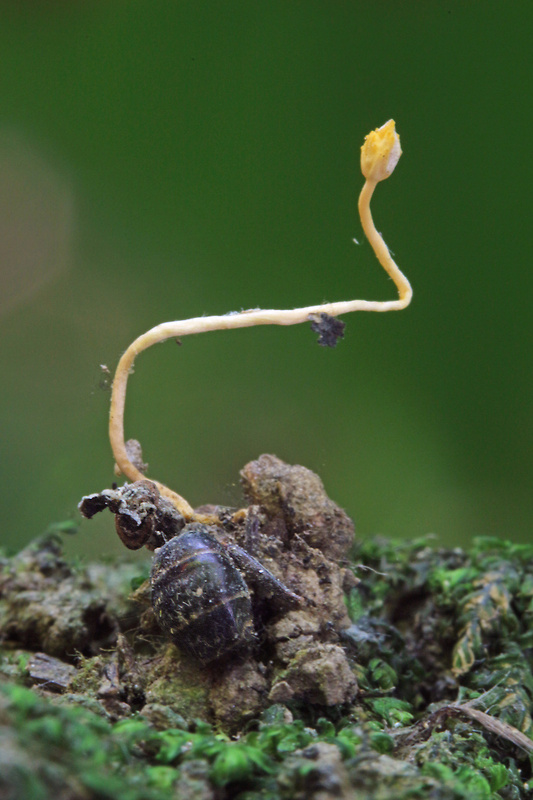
151 523 300 664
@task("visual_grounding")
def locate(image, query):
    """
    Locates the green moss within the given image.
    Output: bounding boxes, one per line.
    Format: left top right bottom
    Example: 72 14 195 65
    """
1 532 533 798
143 645 213 721
0 683 163 800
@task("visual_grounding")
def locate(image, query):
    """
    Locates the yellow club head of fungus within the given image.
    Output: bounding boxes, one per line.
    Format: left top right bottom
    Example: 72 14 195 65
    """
361 119 402 183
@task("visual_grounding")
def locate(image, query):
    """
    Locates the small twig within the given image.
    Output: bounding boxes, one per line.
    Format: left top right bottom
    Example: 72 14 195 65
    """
452 703 533 753
394 701 533 756
353 564 389 578
108 120 412 520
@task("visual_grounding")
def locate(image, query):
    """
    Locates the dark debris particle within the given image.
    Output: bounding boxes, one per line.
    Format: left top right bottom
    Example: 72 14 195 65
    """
308 313 345 348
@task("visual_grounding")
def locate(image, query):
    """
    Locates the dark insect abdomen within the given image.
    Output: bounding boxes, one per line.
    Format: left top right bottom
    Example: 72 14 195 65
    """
151 525 255 663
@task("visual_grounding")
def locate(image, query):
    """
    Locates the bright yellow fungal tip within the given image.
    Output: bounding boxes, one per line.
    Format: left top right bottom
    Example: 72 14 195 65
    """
360 119 402 183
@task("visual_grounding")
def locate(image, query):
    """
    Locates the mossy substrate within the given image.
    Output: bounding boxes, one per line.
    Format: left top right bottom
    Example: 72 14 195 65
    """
1 456 532 799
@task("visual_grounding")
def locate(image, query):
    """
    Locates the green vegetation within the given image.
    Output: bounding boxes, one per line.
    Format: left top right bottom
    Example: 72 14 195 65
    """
1 531 532 799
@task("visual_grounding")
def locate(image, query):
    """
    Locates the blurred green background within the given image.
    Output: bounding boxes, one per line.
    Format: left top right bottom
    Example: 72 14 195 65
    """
1 1 532 559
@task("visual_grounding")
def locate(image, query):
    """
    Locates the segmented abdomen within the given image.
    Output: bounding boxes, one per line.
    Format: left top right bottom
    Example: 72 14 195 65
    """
151 525 255 663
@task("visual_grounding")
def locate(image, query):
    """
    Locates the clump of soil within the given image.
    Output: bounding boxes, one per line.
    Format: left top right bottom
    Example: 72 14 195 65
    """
76 454 358 729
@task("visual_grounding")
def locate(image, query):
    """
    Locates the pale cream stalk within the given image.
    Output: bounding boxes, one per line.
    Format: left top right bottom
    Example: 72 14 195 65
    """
109 120 412 519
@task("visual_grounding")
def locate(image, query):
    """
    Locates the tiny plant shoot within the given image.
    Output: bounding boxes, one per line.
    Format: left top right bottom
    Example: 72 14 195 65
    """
109 120 412 521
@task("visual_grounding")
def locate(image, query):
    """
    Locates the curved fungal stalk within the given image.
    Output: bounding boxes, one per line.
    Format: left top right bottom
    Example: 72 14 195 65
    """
109 120 412 520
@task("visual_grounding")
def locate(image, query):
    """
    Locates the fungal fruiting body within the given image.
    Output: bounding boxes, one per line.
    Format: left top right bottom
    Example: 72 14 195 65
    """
360 118 402 182
108 120 412 520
